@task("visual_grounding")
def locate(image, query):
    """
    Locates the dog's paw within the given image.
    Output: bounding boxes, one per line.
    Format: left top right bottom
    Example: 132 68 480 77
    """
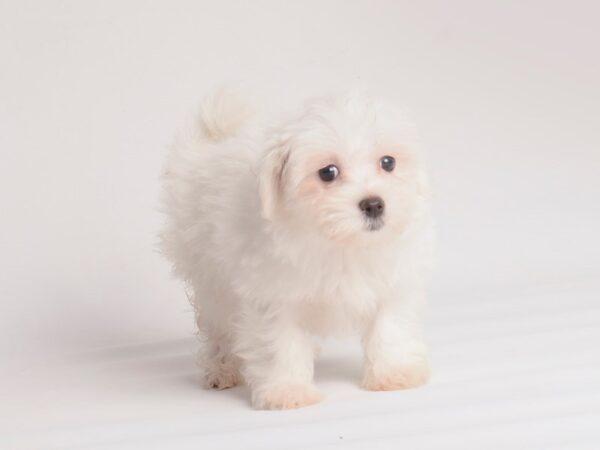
362 361 430 391
203 368 241 390
252 383 322 410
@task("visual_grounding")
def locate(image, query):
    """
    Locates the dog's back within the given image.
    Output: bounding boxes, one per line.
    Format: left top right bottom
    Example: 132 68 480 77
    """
159 89 259 285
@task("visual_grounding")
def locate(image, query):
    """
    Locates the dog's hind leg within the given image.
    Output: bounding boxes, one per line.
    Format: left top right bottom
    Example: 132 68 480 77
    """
192 286 243 390
199 327 242 390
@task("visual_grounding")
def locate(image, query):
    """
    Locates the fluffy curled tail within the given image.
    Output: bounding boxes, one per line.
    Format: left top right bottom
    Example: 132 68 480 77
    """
198 87 254 142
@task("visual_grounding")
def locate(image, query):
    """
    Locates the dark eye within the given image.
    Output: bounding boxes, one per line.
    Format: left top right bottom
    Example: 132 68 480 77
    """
380 155 395 172
318 164 340 182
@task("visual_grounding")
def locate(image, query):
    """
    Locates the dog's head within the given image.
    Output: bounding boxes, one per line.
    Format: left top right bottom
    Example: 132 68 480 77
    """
259 93 429 244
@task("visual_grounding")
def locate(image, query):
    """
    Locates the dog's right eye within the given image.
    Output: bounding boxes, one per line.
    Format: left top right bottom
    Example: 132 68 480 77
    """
318 164 339 182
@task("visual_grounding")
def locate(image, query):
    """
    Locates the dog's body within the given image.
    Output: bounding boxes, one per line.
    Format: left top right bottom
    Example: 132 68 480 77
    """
161 90 434 409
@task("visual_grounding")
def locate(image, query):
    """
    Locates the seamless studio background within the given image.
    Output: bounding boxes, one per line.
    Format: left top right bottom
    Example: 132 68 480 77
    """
1 1 599 449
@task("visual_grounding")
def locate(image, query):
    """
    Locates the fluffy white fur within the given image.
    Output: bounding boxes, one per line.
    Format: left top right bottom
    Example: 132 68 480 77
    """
160 89 434 409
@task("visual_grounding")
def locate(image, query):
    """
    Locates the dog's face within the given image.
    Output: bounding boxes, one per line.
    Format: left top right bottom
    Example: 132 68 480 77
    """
260 94 429 244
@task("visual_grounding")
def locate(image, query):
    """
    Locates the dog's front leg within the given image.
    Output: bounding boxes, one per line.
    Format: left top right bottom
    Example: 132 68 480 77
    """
237 303 321 410
362 281 430 391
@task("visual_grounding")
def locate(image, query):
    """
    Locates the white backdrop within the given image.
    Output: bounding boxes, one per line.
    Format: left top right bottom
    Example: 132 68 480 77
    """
1 1 599 448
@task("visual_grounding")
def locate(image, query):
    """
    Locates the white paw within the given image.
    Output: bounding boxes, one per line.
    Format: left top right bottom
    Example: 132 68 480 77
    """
203 368 241 390
363 359 430 391
252 383 322 410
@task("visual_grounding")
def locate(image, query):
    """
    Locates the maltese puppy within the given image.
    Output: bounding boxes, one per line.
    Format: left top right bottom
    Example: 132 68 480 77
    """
160 89 434 409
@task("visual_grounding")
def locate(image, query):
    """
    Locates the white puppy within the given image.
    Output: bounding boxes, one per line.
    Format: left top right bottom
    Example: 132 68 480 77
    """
160 89 434 409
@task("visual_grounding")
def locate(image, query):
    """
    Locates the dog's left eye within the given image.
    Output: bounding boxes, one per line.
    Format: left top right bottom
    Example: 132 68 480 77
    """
380 156 395 172
318 164 339 182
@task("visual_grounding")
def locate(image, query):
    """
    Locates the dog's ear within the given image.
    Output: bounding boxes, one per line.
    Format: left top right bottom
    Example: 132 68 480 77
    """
258 142 291 221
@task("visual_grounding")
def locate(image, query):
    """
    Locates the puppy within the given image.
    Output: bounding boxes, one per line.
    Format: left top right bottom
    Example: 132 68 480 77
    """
160 89 434 409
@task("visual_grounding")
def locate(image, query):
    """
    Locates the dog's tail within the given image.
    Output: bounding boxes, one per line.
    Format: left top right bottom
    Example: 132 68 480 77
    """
198 87 254 142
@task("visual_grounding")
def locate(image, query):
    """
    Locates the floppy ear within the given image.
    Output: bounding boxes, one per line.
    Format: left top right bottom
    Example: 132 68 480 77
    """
258 143 290 221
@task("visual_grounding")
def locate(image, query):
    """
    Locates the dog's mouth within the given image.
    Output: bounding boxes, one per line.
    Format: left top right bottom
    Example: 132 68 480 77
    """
365 218 384 232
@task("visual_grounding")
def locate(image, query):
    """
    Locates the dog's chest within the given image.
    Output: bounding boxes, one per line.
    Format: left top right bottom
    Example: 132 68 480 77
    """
295 274 381 335
290 257 395 333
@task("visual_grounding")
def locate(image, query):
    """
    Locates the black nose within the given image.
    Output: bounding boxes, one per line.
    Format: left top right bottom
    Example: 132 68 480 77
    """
359 196 385 218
